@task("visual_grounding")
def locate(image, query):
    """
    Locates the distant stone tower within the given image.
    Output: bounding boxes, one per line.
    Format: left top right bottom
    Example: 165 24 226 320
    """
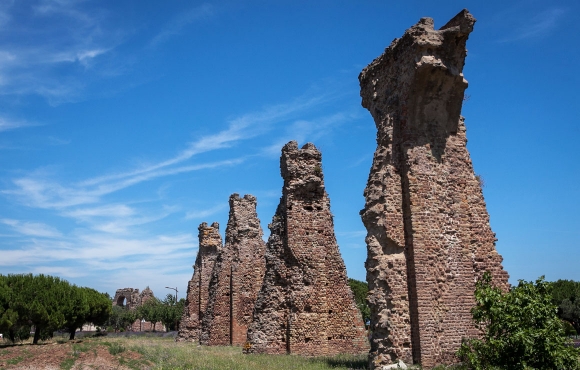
358 10 509 368
245 141 369 356
201 194 267 346
177 222 222 342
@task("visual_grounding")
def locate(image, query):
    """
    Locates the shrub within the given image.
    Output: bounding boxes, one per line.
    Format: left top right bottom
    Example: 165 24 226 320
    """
458 272 580 370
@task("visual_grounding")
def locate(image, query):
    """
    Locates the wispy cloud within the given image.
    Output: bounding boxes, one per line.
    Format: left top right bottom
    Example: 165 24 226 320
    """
0 0 122 104
0 117 37 132
499 7 565 43
185 204 227 220
261 111 357 157
47 136 71 145
4 90 337 212
0 87 347 295
1 218 63 238
150 4 215 47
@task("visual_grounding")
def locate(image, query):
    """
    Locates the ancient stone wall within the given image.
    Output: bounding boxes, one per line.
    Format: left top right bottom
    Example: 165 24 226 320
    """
245 141 368 356
112 287 165 332
112 288 141 310
201 194 266 346
359 9 509 368
176 222 222 342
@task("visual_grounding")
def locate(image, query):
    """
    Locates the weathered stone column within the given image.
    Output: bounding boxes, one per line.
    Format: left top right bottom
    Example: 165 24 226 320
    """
245 141 369 356
359 9 509 368
176 222 222 342
201 194 266 346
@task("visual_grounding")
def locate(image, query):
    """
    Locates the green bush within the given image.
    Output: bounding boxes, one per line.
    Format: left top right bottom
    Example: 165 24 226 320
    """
458 272 580 370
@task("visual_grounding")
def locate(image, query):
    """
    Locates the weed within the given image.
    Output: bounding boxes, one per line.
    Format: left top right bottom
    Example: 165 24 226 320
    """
7 356 24 365
108 341 126 355
59 357 76 370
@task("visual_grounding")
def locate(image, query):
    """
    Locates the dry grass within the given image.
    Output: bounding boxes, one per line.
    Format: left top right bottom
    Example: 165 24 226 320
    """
105 335 368 369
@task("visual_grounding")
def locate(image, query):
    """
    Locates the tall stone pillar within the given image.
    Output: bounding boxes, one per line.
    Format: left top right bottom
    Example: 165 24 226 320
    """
245 141 369 356
201 194 267 346
359 9 509 368
176 222 222 342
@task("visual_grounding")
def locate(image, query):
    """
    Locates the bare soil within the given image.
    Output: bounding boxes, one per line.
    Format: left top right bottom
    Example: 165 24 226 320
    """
0 339 148 370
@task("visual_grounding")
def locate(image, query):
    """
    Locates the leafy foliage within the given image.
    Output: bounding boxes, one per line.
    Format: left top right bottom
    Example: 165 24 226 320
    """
347 278 370 325
131 294 184 332
551 279 580 335
105 305 137 332
0 273 111 343
458 272 580 370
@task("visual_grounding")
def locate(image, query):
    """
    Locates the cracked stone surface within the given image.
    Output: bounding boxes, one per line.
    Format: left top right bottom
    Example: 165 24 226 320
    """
245 141 369 356
359 9 509 368
177 222 222 342
201 193 267 346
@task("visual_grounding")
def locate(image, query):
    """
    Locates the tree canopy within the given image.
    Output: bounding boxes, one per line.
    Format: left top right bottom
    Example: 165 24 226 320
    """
348 278 370 325
458 273 580 370
0 273 111 343
551 279 580 335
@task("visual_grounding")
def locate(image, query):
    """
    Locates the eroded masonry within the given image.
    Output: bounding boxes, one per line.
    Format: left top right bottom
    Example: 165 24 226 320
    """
245 141 368 356
201 194 267 346
177 222 222 342
112 287 164 331
359 10 509 368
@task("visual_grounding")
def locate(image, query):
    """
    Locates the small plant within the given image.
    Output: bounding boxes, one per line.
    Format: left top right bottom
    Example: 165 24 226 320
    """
474 174 484 189
107 342 126 355
314 165 322 176
59 357 75 370
7 356 24 365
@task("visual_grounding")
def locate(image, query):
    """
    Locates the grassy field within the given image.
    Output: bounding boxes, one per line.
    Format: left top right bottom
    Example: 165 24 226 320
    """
108 336 369 370
0 334 370 369
5 334 576 369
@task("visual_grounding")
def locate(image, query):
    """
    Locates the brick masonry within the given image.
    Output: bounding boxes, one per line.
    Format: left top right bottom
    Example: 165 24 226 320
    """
245 141 369 356
201 194 267 346
112 287 165 332
359 9 509 368
176 222 222 342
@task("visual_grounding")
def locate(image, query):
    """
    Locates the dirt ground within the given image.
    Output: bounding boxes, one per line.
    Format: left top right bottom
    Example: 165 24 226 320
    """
0 339 148 370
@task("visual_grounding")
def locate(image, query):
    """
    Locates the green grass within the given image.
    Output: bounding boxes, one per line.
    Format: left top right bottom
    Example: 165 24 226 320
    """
59 356 76 370
6 356 24 365
100 336 369 370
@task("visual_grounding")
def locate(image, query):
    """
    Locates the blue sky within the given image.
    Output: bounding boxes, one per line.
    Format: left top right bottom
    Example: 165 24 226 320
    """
0 0 578 299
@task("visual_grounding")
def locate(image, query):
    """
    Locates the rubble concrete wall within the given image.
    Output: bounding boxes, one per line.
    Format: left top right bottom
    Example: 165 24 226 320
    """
245 141 369 356
112 288 140 310
359 9 509 368
201 194 266 346
176 222 222 342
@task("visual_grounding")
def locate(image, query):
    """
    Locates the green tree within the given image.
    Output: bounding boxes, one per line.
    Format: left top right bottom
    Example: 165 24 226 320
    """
60 286 111 340
4 274 69 344
84 288 112 329
0 275 21 342
106 305 136 332
137 298 163 331
458 272 580 370
62 285 89 340
551 280 580 334
348 278 370 325
158 294 184 331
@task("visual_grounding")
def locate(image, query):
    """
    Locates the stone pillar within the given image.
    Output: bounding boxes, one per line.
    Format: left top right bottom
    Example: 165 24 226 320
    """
359 9 509 368
245 141 369 356
177 222 222 342
201 194 267 346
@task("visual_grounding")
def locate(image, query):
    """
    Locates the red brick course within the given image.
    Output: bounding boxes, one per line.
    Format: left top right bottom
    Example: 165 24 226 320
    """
176 222 222 342
201 194 266 346
245 141 369 356
359 10 509 368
